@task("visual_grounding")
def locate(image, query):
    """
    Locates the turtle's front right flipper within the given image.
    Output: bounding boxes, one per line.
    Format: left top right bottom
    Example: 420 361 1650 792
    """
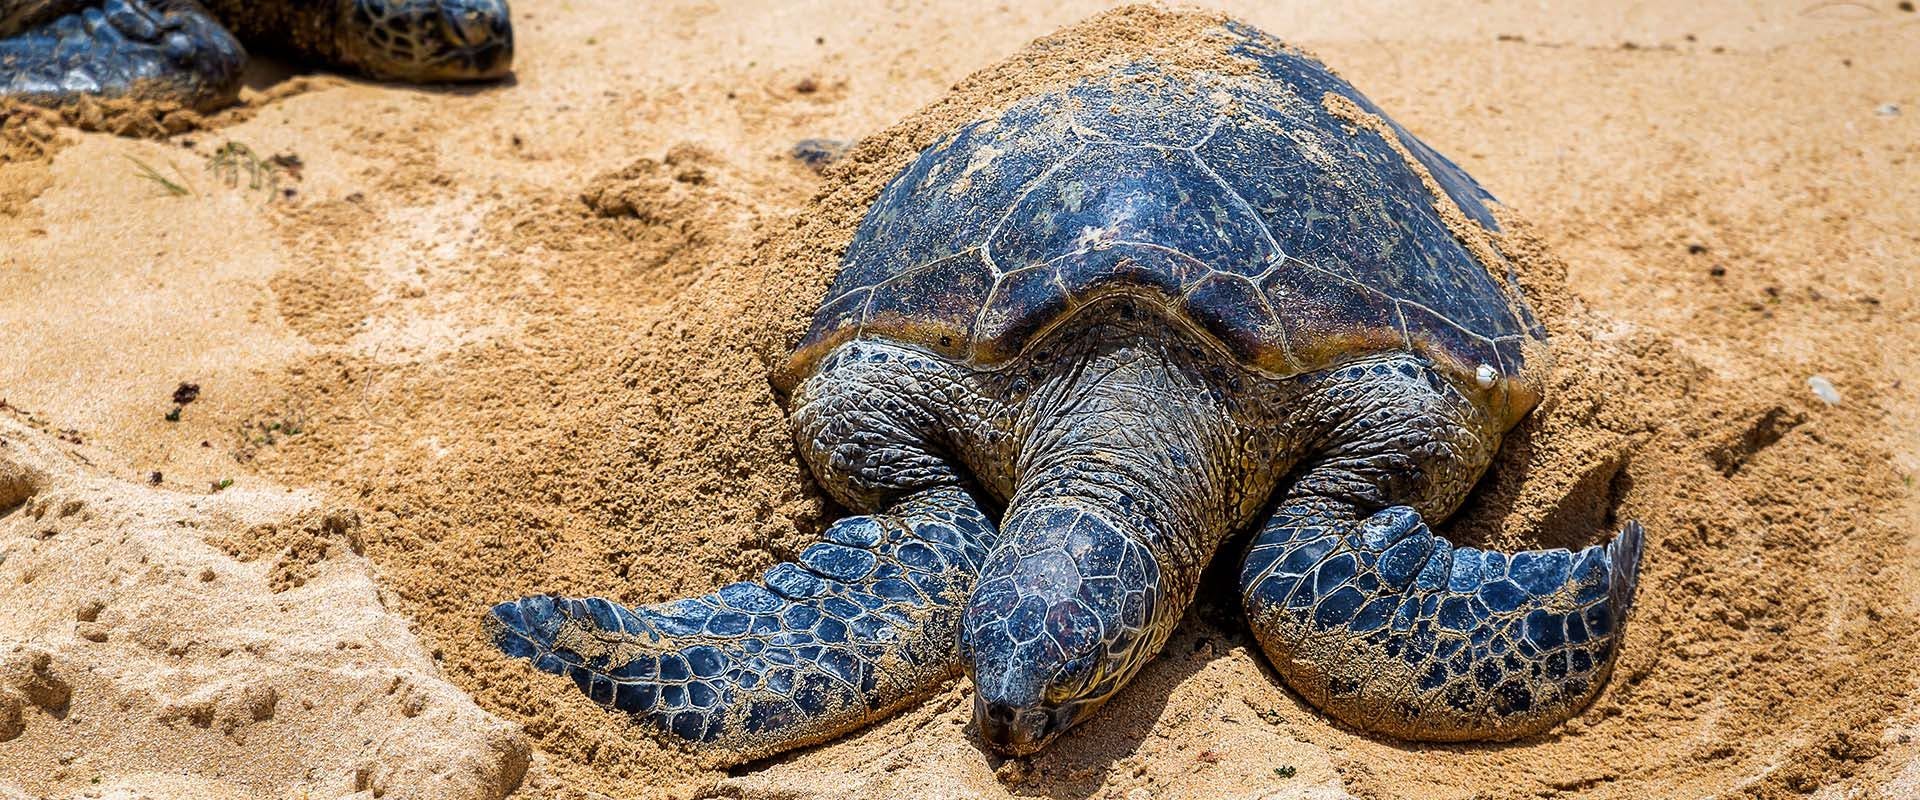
487 486 993 763
2 0 244 111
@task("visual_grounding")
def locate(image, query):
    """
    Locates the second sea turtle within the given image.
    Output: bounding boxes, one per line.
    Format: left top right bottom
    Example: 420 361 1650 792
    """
1 0 512 111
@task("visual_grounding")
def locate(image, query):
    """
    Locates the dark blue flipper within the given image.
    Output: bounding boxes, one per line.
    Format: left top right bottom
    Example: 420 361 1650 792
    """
1 0 245 111
487 486 993 762
1241 500 1643 741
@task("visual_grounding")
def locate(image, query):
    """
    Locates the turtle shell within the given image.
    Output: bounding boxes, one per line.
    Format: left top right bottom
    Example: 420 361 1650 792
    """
782 22 1546 420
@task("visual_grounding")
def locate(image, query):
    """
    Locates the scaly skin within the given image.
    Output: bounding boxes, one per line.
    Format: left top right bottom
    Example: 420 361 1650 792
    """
1238 358 1643 741
492 337 1007 762
0 0 509 111
489 301 1642 758
490 486 993 760
0 0 245 111
200 0 511 83
944 308 1298 751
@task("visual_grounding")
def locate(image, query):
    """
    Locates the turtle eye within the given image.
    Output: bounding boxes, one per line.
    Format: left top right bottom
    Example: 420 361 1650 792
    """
437 2 491 48
1047 654 1100 703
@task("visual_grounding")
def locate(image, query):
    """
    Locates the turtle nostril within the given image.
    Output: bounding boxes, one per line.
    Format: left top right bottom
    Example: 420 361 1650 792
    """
975 697 1065 753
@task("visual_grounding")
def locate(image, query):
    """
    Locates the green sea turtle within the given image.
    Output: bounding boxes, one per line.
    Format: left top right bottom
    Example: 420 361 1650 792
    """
488 19 1644 761
0 0 511 112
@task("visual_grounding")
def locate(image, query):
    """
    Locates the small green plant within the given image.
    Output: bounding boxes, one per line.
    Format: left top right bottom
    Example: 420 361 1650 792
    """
248 418 304 447
128 155 193 197
1273 765 1296 779
232 412 310 463
207 141 288 197
211 478 234 492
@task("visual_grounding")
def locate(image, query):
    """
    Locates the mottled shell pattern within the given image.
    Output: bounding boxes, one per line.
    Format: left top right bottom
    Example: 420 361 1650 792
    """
782 22 1546 423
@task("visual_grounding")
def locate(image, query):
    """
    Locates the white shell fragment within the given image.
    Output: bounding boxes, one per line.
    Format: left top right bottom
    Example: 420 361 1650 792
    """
1475 363 1498 389
1808 375 1842 406
1876 103 1901 117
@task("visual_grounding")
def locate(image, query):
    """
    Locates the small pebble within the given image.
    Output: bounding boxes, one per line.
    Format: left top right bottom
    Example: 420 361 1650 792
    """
1808 375 1842 406
1876 103 1901 117
791 138 852 171
995 758 1030 784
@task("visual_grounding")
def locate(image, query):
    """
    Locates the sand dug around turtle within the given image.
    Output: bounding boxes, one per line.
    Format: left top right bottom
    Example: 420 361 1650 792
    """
1 2 1917 799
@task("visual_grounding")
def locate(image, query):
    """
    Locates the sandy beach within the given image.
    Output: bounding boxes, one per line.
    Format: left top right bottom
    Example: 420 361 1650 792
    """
2 2 1918 798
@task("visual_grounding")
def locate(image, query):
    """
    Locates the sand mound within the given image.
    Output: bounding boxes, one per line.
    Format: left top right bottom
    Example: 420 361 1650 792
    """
0 412 529 799
0 76 341 162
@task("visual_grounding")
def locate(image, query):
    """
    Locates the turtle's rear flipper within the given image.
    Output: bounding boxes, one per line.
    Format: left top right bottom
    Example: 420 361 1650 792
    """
1241 500 1643 741
487 486 993 763
2 0 245 112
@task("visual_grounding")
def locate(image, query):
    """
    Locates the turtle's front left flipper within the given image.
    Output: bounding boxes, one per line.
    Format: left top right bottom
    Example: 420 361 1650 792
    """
487 486 993 762
1 0 244 111
1241 497 1643 741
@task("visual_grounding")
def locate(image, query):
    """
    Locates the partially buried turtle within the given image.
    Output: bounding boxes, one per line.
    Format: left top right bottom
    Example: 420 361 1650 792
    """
0 0 511 112
488 17 1644 760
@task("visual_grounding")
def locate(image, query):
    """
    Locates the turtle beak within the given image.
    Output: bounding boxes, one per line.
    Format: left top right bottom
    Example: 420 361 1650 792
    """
975 694 1066 755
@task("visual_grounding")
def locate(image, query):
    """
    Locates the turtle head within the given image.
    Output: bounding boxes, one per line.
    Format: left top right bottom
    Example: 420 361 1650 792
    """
334 0 513 82
960 503 1165 755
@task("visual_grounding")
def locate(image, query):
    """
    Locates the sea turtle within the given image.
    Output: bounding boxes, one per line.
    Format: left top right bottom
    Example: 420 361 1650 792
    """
0 0 512 112
488 19 1644 761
